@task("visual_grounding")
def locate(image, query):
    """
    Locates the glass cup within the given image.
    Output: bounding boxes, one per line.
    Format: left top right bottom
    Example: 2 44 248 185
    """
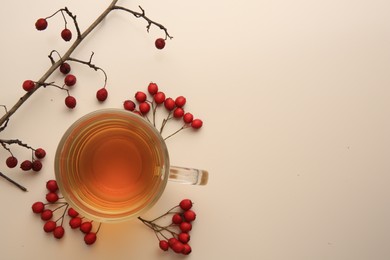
54 108 208 223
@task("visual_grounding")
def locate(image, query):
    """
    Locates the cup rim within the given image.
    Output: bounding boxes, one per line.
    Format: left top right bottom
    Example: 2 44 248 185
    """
54 108 170 223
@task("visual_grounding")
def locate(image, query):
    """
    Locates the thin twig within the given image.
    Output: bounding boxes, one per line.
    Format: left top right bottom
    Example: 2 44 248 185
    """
0 172 27 192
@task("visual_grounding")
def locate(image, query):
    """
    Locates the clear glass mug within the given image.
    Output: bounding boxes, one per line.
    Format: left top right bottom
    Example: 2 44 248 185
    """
54 108 208 223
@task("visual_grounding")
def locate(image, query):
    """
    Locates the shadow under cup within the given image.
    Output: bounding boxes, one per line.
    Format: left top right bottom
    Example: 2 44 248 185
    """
55 109 169 223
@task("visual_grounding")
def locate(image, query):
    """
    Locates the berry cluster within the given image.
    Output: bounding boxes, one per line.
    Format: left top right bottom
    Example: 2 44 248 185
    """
31 180 101 244
138 199 196 255
123 82 203 140
35 7 77 42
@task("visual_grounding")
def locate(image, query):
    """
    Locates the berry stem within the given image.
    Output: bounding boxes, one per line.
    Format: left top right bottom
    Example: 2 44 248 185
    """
112 5 172 40
67 52 108 87
163 125 188 141
0 171 27 192
159 111 173 134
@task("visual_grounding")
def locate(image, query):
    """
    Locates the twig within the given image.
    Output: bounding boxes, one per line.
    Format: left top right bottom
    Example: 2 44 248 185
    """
0 172 27 192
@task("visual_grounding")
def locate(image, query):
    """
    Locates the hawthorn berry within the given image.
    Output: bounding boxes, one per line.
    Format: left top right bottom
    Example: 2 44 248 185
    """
32 160 43 172
178 232 190 244
155 38 166 49
183 113 194 124
84 232 97 245
6 156 18 168
171 241 185 253
46 180 58 192
123 100 136 111
172 213 183 225
41 209 53 221
173 107 184 118
179 222 192 233
175 96 186 108
35 18 48 31
43 221 57 233
53 226 65 239
154 92 166 104
179 199 193 211
147 82 158 95
182 244 192 255
183 210 196 222
96 88 108 102
65 96 77 108
139 102 151 114
61 28 72 41
46 192 59 203
69 217 82 229
80 221 93 233
34 148 46 159
22 80 35 92
32 201 45 213
20 160 33 171
60 62 71 74
64 74 77 86
159 240 169 251
135 91 147 103
164 97 175 111
191 119 203 129
68 207 79 218
168 237 179 247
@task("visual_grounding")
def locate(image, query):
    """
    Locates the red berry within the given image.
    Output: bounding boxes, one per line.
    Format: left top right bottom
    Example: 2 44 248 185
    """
20 160 32 171
65 96 76 108
69 217 82 229
171 241 185 253
183 210 196 222
123 100 136 111
159 240 169 251
61 28 72 41
179 222 192 233
172 213 183 225
32 160 43 172
22 80 35 92
179 199 193 211
64 74 76 86
175 96 186 107
139 102 150 114
53 226 65 239
135 91 147 102
155 38 166 49
173 108 184 118
34 148 46 159
164 97 175 111
35 18 48 31
46 192 59 203
46 180 58 192
41 209 53 221
68 207 79 218
191 119 203 129
154 92 166 104
168 237 179 247
147 82 158 95
96 88 108 102
178 232 190 244
183 113 194 124
32 201 45 213
84 232 97 245
182 244 192 255
80 222 93 233
60 63 71 74
6 156 18 168
43 221 57 233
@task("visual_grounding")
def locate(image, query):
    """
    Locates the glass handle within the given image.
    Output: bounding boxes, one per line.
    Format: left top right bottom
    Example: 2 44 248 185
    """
168 166 209 185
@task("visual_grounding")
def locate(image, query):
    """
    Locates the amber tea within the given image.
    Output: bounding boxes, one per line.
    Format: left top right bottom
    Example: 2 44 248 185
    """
55 109 169 222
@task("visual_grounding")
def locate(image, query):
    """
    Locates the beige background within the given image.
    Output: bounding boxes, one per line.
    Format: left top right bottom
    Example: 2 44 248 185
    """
1 0 390 259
